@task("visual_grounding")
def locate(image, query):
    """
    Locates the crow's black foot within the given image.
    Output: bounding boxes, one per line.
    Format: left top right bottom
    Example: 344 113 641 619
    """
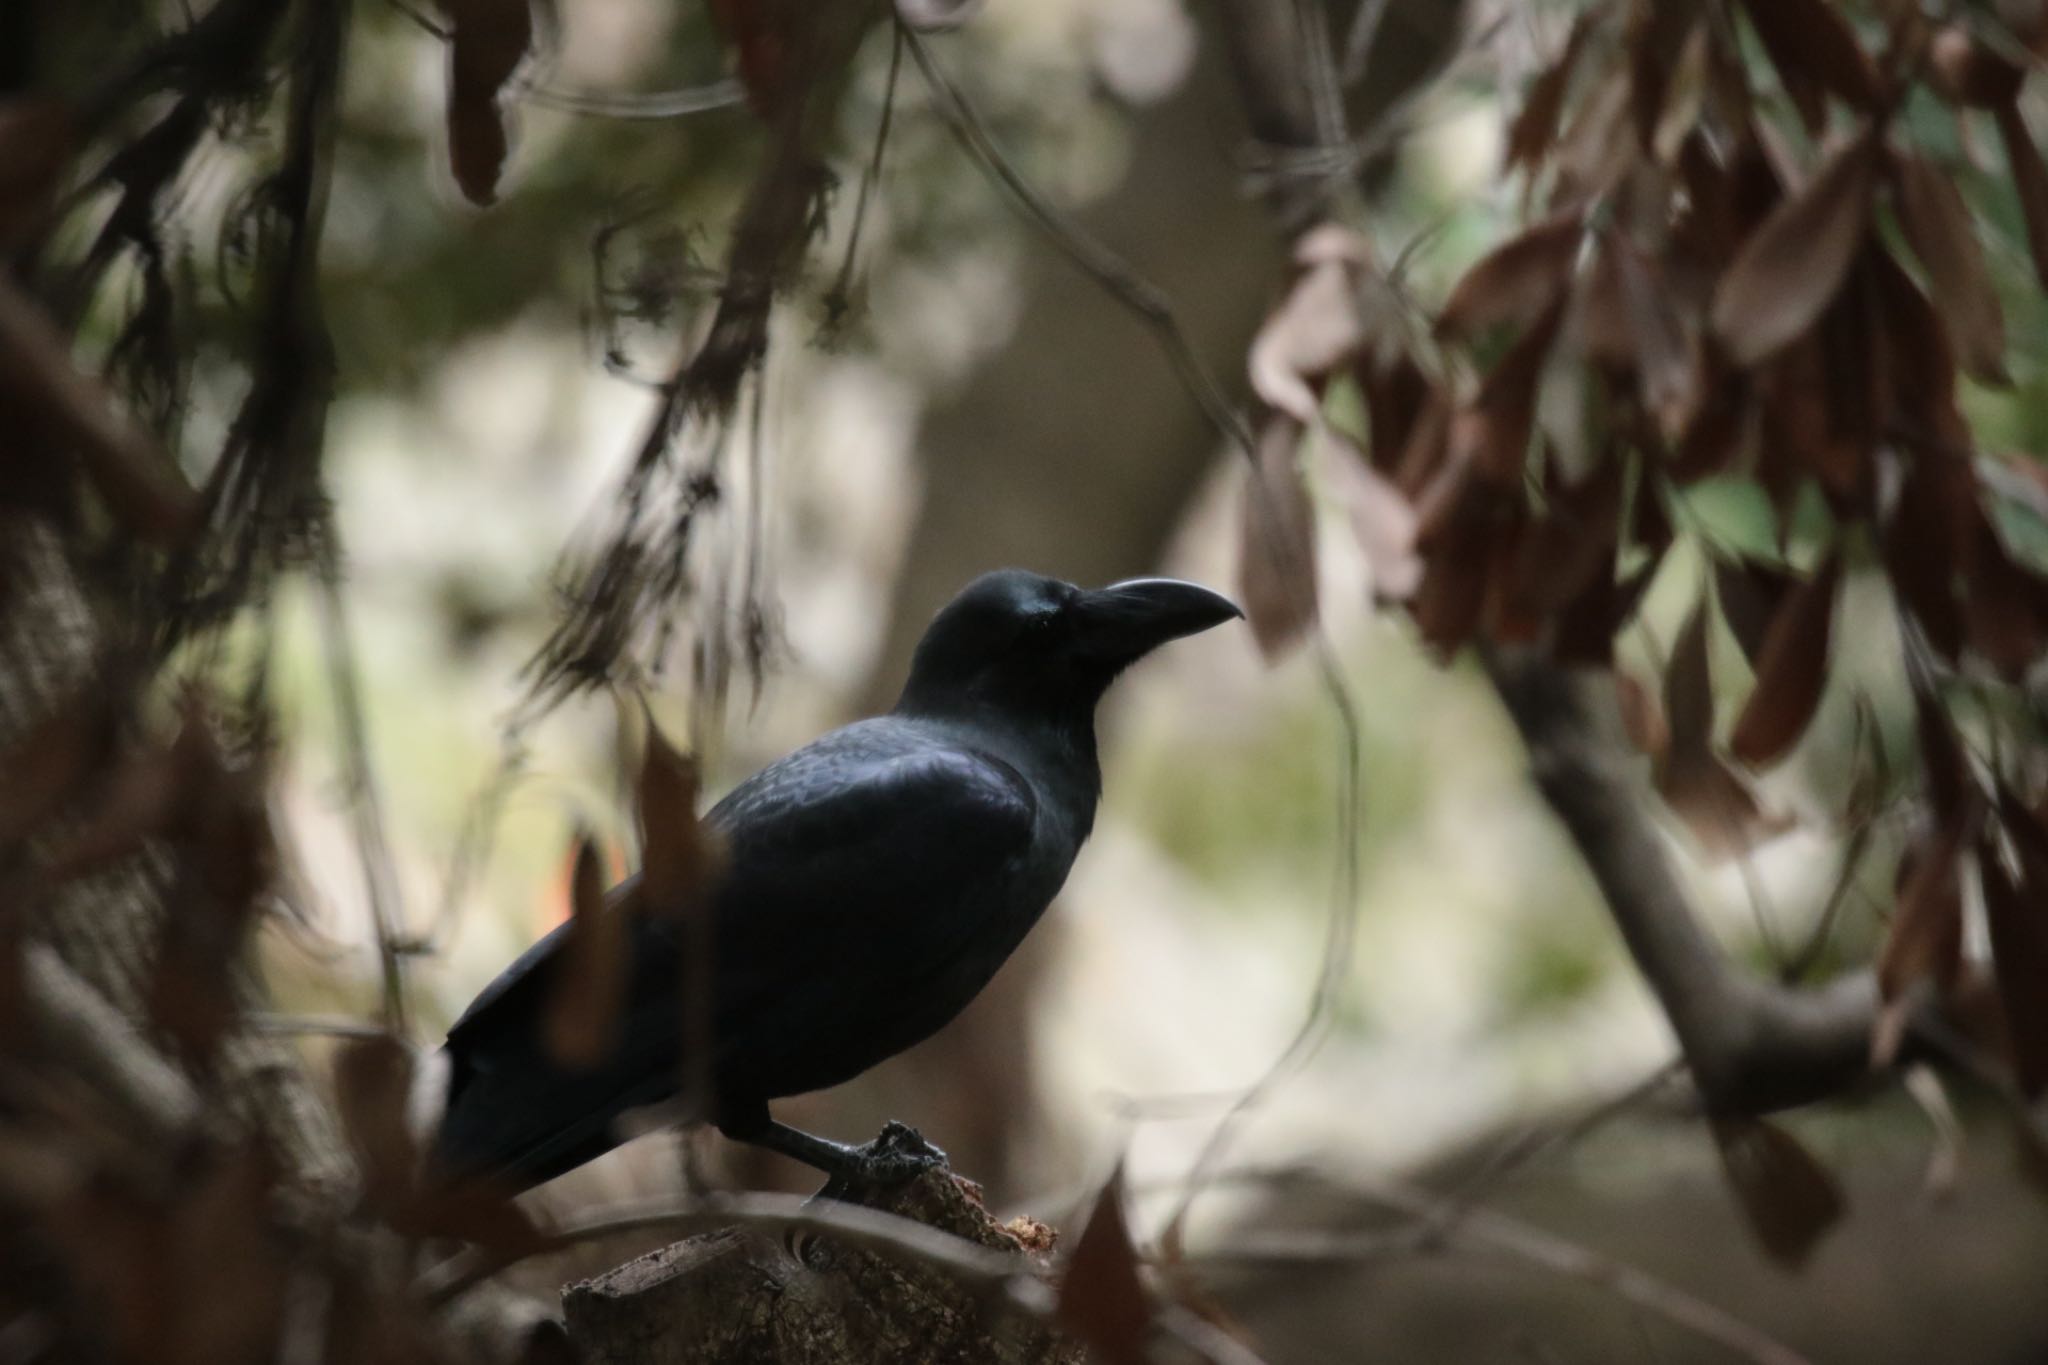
815 1121 948 1203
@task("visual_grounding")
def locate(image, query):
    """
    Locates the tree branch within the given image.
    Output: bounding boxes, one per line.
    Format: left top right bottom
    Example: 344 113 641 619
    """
1485 649 1883 1115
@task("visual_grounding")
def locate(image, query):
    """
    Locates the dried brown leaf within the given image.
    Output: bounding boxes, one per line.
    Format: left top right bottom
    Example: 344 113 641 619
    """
1965 515 2048 678
1657 606 1794 855
1356 351 1432 473
1710 133 1879 367
0 280 196 544
1451 297 1566 484
1980 810 2048 1097
1997 101 2048 290
1436 215 1582 342
1891 149 2007 383
1324 432 1421 601
1250 226 1371 424
0 98 74 250
441 0 533 205
1057 1171 1152 1365
334 1033 419 1210
1508 11 1595 173
1711 1116 1847 1267
1875 816 1972 1064
637 708 724 912
1507 459 1622 617
1238 415 1319 661
1408 473 1500 659
1613 235 1702 437
1664 604 1714 758
1736 0 1881 132
1884 451 1974 660
1715 557 1796 663
544 832 626 1070
1729 551 1841 767
1555 555 1659 666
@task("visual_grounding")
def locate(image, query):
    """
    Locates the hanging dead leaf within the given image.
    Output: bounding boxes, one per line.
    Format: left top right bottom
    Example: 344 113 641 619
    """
1436 215 1583 342
1869 249 1969 458
0 98 74 250
636 706 725 912
1238 416 1319 661
1664 604 1714 757
1613 234 1702 437
1715 557 1796 663
1729 550 1841 767
1911 668 1972 827
1057 1171 1152 1365
1711 1116 1847 1267
1875 815 1973 1064
1391 389 1453 498
1884 450 1974 661
1556 555 1659 666
1250 225 1372 424
1481 516 1541 643
1408 477 1501 659
1670 364 1754 481
1980 811 2048 1097
1356 351 1432 473
334 1033 419 1211
1656 605 1794 855
544 831 626 1070
1323 432 1421 601
1710 132 1880 367
1506 458 1623 617
1451 297 1567 484
1736 0 1881 133
1964 514 2048 678
1508 11 1596 173
1996 101 2048 289
1891 149 2007 382
440 0 533 205
0 280 197 545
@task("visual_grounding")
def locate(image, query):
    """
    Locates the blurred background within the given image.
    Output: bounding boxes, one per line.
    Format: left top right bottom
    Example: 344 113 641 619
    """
17 0 2048 1359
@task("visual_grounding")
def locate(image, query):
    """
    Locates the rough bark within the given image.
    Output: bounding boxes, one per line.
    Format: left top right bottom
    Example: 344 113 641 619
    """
562 1137 1081 1365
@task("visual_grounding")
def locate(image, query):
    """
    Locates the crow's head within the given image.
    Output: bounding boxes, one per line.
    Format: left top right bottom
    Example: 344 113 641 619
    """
897 569 1242 720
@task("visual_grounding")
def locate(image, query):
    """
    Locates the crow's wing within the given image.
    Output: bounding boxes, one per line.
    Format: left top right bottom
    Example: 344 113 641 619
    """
435 721 1037 1187
701 726 1043 1095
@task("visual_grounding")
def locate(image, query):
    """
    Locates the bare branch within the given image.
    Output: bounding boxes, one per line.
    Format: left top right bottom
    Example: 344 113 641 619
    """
1485 648 1887 1114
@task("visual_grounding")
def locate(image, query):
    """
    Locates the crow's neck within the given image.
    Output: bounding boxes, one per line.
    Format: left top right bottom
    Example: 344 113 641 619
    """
898 695 1102 803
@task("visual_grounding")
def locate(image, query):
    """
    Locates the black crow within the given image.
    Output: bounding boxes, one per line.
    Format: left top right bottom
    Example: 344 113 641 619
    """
433 569 1241 1191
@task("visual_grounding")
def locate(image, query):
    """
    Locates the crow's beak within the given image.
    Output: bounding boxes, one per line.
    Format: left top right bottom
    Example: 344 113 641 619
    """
1074 577 1244 664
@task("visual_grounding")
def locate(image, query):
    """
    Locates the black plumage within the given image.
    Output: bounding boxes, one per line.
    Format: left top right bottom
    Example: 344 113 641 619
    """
433 569 1240 1190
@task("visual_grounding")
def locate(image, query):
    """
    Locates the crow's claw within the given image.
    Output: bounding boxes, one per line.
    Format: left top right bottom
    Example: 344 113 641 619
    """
813 1121 948 1203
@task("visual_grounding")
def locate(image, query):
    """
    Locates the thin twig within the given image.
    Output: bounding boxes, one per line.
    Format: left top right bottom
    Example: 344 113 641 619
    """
519 79 746 120
823 25 904 327
313 530 412 1035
